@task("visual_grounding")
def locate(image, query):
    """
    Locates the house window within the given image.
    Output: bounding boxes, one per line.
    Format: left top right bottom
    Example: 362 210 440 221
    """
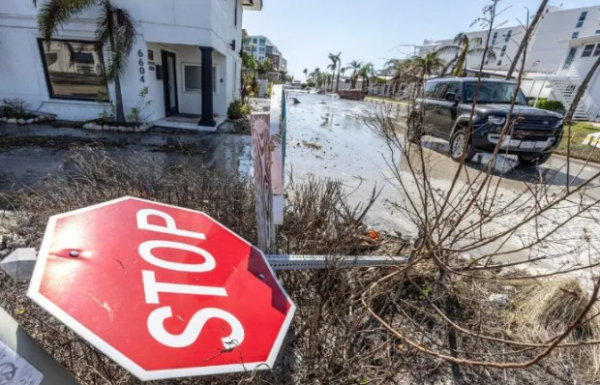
233 62 238 97
260 38 266 45
505 30 512 43
38 39 108 101
572 32 580 39
582 44 595 57
234 0 237 26
253 38 257 43
576 11 587 28
564 47 578 69
596 30 600 35
594 45 600 57
501 45 507 57
183 64 217 93
497 60 502 66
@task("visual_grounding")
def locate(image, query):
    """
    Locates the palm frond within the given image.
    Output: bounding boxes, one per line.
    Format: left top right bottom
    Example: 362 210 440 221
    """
435 45 460 55
470 36 483 47
468 47 496 60
38 0 98 42
105 43 125 80
113 7 136 55
454 33 467 45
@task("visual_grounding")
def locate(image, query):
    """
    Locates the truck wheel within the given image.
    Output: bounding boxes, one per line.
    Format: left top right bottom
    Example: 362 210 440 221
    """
407 114 423 144
517 152 552 167
449 128 476 162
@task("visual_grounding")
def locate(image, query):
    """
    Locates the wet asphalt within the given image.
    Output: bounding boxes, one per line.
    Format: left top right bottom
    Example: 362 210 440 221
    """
1 94 600 235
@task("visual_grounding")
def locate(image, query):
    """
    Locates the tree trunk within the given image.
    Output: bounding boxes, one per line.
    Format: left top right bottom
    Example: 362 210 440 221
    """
565 54 600 123
441 56 458 77
336 65 341 93
106 5 126 125
331 68 336 92
506 0 548 80
113 74 126 124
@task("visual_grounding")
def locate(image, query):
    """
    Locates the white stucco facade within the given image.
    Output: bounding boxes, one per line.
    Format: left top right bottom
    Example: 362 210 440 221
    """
0 0 261 123
419 25 526 73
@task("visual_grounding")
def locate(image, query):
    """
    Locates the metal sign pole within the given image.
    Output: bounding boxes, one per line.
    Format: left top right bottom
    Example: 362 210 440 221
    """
0 306 81 385
266 254 408 271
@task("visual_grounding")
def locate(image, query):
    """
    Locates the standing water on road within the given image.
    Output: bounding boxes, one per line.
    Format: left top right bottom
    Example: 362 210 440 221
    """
284 92 413 233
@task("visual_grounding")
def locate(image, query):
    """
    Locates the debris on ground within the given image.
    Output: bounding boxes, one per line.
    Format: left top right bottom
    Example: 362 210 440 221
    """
302 140 322 150
488 293 510 306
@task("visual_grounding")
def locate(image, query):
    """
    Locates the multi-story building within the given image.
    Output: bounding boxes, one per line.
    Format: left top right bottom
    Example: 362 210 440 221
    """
416 4 600 120
0 0 263 129
418 25 526 73
244 35 287 80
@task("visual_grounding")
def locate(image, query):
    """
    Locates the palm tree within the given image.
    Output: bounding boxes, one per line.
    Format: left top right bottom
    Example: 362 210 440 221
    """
328 52 341 92
347 60 362 89
334 53 343 92
358 62 374 92
310 68 323 88
256 58 274 79
385 58 416 97
410 52 445 77
326 64 336 91
38 0 136 125
303 68 308 81
435 33 495 77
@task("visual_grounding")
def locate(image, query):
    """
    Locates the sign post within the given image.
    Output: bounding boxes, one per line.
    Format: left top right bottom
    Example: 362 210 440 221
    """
0 306 81 385
27 197 295 381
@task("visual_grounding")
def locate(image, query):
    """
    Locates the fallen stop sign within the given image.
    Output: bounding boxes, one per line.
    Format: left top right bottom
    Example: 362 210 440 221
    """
27 197 295 381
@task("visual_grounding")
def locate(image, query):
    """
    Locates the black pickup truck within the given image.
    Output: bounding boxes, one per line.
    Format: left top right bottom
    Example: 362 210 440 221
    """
407 78 564 166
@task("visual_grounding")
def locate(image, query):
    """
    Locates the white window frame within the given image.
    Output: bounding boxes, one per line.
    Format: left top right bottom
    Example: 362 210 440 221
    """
182 63 218 94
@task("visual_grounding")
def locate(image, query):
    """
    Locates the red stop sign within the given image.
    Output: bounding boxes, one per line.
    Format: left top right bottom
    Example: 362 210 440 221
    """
27 197 295 381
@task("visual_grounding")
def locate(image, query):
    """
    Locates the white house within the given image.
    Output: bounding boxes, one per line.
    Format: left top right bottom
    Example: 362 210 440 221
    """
0 0 263 129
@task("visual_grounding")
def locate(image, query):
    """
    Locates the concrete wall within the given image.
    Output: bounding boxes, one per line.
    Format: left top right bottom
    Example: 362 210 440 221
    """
0 0 244 122
521 78 552 99
528 6 600 72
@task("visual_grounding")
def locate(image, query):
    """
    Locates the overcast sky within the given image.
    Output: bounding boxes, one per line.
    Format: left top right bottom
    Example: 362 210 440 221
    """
243 0 600 79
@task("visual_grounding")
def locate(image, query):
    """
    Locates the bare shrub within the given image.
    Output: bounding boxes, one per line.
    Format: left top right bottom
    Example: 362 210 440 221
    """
356 1 600 383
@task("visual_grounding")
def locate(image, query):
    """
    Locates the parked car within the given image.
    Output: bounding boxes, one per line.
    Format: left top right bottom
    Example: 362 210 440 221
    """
408 78 564 166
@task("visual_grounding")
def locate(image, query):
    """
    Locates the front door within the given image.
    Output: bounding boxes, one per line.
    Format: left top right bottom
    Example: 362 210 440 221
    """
162 51 179 116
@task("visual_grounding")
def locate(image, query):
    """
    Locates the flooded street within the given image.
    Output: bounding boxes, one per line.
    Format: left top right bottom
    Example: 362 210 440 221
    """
285 93 600 278
2 94 600 276
285 93 411 232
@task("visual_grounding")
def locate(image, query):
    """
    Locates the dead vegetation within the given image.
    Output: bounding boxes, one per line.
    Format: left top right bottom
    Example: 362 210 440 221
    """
0 147 599 384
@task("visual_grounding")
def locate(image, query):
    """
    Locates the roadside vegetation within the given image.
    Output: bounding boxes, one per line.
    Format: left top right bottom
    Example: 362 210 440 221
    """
4 0 600 384
555 121 600 163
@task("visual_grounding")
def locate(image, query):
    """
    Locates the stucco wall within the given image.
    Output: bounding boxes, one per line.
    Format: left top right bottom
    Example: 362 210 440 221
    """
0 0 244 122
528 6 600 72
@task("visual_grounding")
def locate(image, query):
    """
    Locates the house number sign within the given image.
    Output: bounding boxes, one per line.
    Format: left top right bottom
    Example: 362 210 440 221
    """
138 49 146 83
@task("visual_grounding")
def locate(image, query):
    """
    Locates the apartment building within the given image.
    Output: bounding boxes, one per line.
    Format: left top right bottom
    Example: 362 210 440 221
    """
417 4 600 120
244 35 288 79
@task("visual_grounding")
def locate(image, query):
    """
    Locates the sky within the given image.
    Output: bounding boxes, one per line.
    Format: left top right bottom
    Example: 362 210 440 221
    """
243 0 600 80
